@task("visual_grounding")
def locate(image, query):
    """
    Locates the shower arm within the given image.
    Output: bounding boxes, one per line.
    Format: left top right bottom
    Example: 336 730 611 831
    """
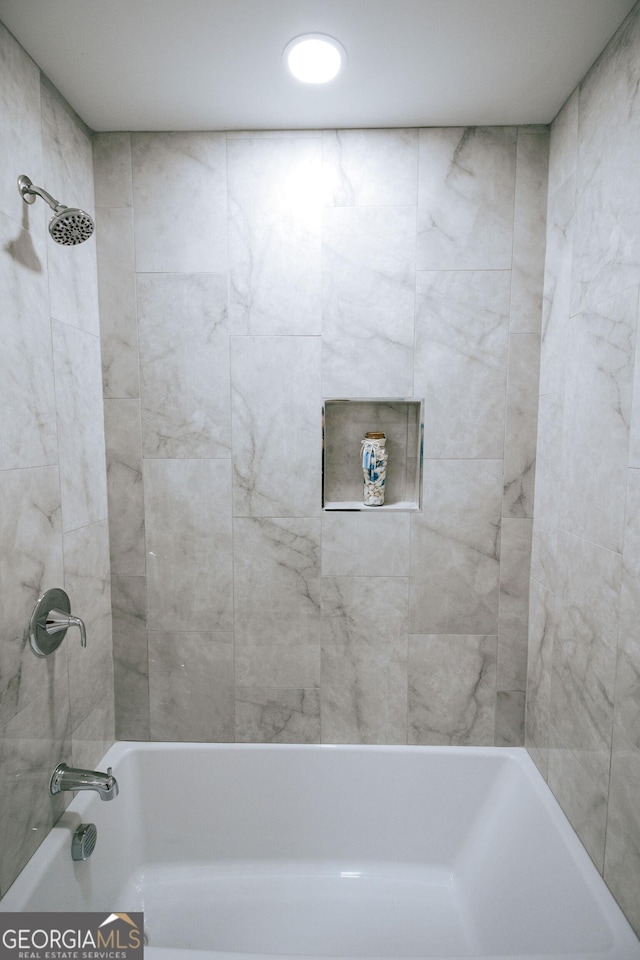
18 175 65 213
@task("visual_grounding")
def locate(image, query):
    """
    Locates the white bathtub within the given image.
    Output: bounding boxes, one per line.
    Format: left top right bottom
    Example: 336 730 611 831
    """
1 742 638 960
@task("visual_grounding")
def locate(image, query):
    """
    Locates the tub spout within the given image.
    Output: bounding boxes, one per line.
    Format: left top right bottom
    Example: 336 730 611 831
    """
50 762 119 801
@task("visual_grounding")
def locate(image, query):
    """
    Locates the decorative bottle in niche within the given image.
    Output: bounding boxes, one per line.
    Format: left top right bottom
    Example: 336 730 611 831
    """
361 432 387 505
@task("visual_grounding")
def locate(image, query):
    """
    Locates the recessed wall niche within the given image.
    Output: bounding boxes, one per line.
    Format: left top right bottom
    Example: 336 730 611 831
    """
323 399 423 511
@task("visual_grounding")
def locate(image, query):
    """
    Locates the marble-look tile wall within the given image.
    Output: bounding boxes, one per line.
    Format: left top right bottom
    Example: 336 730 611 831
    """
97 122 547 751
527 3 640 936
0 24 113 896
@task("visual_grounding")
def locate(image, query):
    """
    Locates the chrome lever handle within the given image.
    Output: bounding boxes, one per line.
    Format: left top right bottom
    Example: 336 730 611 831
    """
44 608 87 647
28 588 88 658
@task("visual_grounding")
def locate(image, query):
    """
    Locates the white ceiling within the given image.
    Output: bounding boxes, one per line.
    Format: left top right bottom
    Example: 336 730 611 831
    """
0 0 636 132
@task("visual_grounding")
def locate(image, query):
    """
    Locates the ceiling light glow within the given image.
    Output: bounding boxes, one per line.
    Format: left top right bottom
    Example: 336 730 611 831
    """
284 34 346 84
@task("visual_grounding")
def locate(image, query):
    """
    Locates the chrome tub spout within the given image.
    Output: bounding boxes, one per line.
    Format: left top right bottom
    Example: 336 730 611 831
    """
50 763 119 801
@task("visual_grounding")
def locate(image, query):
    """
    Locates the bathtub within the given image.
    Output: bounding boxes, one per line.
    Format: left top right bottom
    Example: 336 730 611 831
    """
0 742 638 960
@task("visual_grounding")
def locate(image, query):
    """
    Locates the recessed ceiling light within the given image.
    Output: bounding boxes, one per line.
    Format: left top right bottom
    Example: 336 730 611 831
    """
284 34 346 84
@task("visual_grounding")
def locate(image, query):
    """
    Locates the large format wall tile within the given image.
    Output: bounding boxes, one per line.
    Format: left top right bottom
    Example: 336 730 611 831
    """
614 469 640 750
547 88 578 197
321 512 410 577
549 532 621 798
231 336 321 517
235 687 320 743
530 392 563 591
138 272 231 459
322 129 418 207
604 724 640 935
415 270 510 459
132 132 227 273
502 333 540 519
547 744 608 872
496 517 533 746
104 399 145 576
571 10 640 316
96 207 139 399
629 297 640 468
615 572 640 787
41 86 93 214
149 632 233 742
228 131 322 140
42 86 100 337
540 177 575 398
71 691 115 772
235 644 320 688
321 577 408 744
0 674 71 897
0 466 63 729
410 459 502 635
495 690 526 748
322 205 416 397
0 211 56 471
234 518 321 646
0 21 43 227
112 576 149 741
92 133 132 209
498 518 532 692
52 321 108 531
560 286 637 553
64 520 112 732
408 635 497 746
145 458 233 632
510 130 549 335
228 137 321 336
525 578 555 779
417 127 516 270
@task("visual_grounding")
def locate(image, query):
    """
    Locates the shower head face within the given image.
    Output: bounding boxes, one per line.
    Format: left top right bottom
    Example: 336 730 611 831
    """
49 207 95 245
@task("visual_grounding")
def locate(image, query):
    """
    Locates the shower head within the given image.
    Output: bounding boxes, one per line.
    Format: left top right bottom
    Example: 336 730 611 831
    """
48 207 95 246
18 174 95 245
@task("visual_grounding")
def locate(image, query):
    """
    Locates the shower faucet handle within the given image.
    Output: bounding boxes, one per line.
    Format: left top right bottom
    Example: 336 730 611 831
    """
44 608 87 648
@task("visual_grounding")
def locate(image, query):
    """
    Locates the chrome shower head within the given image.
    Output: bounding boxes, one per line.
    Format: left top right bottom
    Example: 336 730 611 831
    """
18 174 95 245
48 207 95 246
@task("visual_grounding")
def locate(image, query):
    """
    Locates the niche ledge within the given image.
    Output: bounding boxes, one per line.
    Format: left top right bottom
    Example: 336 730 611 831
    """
322 399 423 513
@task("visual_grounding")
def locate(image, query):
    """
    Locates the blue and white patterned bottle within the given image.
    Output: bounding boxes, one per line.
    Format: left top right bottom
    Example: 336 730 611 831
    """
361 432 387 505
